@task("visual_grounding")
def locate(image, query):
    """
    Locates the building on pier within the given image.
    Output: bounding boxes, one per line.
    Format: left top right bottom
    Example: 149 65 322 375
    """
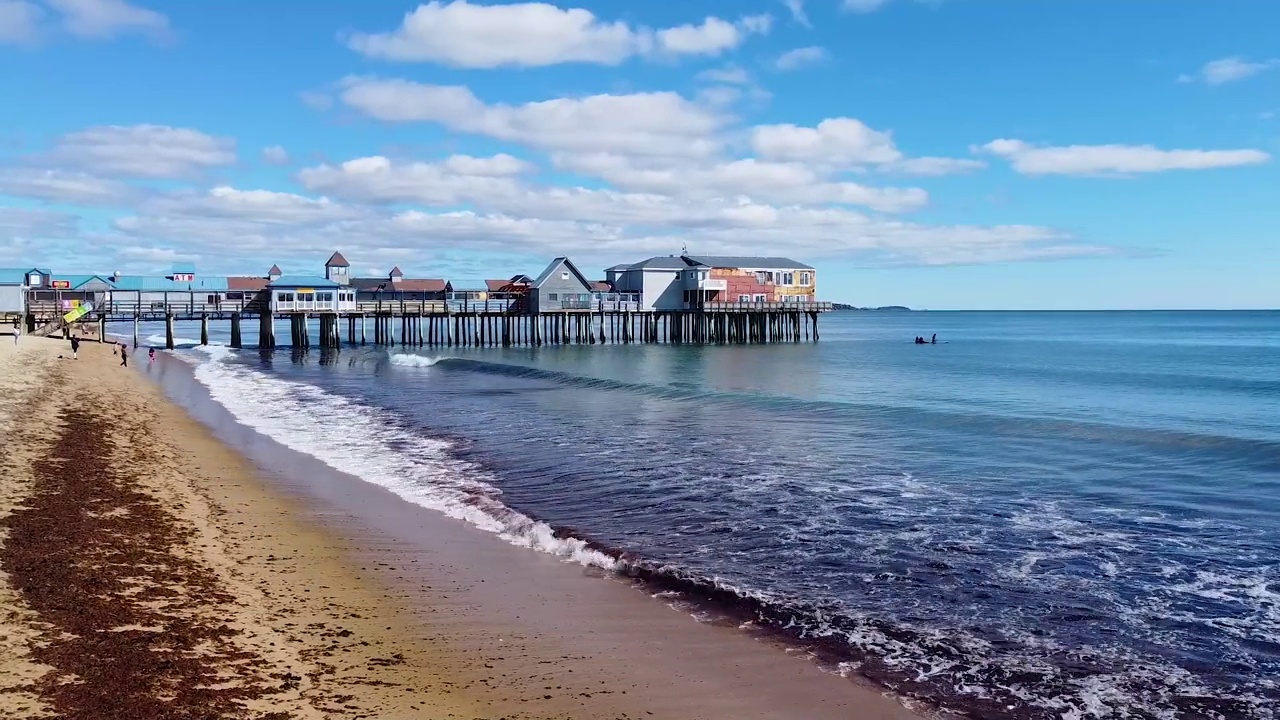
1 268 51 316
268 276 356 314
606 254 817 311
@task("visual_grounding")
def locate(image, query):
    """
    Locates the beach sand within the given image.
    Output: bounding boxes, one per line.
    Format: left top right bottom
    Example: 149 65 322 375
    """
0 336 926 719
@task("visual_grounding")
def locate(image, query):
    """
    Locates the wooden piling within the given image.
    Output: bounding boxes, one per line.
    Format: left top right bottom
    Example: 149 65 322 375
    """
200 313 209 346
165 314 175 350
230 313 242 349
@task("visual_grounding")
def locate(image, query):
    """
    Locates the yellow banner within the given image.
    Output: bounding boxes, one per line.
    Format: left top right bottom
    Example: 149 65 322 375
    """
297 288 314 294
63 303 92 323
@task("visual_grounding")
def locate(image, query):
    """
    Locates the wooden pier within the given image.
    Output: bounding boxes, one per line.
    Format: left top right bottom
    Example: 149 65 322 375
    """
22 297 830 350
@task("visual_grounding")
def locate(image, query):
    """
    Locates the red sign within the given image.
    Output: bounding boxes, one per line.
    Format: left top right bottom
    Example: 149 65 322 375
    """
51 280 70 289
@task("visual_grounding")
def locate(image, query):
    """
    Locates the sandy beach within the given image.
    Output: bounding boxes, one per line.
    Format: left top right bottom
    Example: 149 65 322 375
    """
0 336 926 720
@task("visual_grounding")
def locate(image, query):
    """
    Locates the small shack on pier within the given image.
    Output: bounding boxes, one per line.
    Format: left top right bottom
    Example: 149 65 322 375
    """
268 276 356 314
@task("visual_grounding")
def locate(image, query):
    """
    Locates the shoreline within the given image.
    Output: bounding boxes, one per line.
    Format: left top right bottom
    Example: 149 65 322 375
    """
1 336 929 719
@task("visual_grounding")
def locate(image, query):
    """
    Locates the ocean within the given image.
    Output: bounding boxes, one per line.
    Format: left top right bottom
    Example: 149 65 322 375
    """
138 310 1279 719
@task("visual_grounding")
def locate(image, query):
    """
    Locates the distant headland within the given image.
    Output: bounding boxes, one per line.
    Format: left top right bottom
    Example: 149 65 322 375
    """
831 304 912 311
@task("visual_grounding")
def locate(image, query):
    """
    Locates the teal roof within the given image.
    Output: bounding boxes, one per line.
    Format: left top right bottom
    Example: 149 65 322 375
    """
57 275 114 289
109 275 229 292
269 276 339 288
0 267 51 284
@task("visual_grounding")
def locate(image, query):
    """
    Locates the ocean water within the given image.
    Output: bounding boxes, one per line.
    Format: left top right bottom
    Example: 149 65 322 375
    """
139 311 1279 719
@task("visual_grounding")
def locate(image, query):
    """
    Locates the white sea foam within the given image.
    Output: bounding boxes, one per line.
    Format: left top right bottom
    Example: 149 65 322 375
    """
188 345 619 571
389 353 452 368
144 333 203 348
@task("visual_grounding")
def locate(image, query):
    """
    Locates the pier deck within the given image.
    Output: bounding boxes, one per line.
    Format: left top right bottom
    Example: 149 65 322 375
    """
21 297 832 349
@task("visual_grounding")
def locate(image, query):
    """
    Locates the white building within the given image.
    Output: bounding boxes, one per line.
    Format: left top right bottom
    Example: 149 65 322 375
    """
0 267 52 316
268 276 357 314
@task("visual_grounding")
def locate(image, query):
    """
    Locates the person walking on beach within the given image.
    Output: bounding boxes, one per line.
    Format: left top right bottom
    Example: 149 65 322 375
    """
148 348 156 364
70 335 80 360
119 343 128 367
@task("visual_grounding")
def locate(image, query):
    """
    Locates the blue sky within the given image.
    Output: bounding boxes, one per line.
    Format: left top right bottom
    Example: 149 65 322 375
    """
1 0 1276 309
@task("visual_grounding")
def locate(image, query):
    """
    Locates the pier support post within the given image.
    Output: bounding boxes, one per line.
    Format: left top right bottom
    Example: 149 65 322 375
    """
165 314 175 350
231 313 242 349
259 312 274 349
96 314 106 343
200 313 209 346
132 315 140 348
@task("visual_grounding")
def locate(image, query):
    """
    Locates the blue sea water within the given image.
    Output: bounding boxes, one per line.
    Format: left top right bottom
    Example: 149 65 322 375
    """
145 311 1279 719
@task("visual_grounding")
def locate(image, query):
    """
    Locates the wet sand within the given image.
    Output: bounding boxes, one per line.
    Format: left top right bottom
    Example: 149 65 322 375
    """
1 337 927 719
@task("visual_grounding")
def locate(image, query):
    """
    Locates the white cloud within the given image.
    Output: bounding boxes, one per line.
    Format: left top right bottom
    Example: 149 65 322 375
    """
339 77 725 158
884 157 986 176
298 91 333 111
976 139 1271 176
783 0 811 28
43 0 169 40
697 64 751 85
842 0 890 13
0 1 43 44
0 167 141 205
775 46 827 71
108 176 1083 268
262 145 290 165
347 1 769 67
1178 56 1279 85
47 124 236 179
752 118 903 165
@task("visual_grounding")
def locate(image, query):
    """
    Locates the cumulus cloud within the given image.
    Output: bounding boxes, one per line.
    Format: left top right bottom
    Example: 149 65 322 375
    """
0 1 43 44
774 46 827 71
43 0 169 41
44 124 236 179
262 145 290 165
1178 56 1279 85
339 77 725 158
347 1 771 67
752 118 903 165
0 167 142 205
976 139 1271 175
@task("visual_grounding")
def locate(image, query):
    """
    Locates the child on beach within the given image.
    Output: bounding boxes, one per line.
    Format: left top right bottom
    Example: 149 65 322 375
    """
149 348 156 364
70 335 80 360
119 343 128 367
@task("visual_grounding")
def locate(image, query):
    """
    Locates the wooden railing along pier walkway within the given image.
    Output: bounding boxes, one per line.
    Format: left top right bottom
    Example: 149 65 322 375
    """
22 295 831 350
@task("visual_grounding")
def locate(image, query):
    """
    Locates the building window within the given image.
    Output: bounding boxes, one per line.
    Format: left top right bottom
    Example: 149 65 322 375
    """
781 271 795 286
560 271 570 280
317 292 333 302
753 294 767 303
298 292 314 302
27 273 41 286
277 292 294 302
738 294 751 302
548 293 559 301
800 272 812 286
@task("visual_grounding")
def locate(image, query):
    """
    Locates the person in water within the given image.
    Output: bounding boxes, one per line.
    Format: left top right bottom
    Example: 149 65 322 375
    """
931 334 937 344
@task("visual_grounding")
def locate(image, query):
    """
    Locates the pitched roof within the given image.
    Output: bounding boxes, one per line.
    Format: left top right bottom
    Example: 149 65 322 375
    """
485 279 509 291
532 257 592 289
349 277 394 291
390 278 448 292
0 268 27 284
268 264 283 275
589 280 612 292
268 275 340 288
621 256 696 270
388 266 404 277
325 251 350 267
685 255 814 270
227 276 269 291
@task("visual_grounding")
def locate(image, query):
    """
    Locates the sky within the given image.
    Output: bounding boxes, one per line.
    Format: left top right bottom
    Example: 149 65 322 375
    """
0 0 1276 309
